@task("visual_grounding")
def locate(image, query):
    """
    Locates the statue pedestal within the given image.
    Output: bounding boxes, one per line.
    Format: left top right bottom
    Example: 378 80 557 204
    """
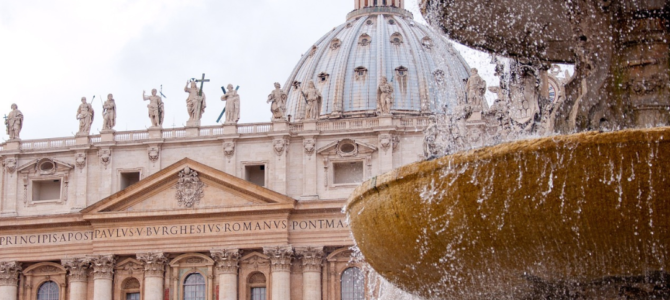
148 127 162 140
3 140 20 151
273 121 288 132
378 116 393 127
75 135 89 145
223 124 237 135
303 120 317 131
185 126 200 138
101 130 115 142
186 120 201 127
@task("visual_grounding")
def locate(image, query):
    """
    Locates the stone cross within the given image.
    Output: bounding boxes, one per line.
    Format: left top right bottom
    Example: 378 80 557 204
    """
195 73 210 97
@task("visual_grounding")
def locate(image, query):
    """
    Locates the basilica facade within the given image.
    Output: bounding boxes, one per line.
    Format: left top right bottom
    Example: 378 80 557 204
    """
0 1 476 300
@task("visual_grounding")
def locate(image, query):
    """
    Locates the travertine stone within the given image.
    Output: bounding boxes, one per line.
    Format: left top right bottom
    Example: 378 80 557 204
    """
185 80 206 123
102 94 116 131
91 255 115 280
0 261 21 286
265 246 293 300
76 97 94 136
4 104 23 141
268 82 288 121
297 247 323 300
211 249 240 275
221 84 240 124
377 76 394 115
143 89 164 128
302 81 322 120
137 252 167 300
63 257 91 300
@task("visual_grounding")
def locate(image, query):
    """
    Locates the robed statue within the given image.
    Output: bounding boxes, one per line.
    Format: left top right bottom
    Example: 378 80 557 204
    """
102 94 116 131
377 76 394 115
267 82 287 121
221 84 240 124
465 68 487 111
302 80 322 120
185 80 206 122
76 97 94 136
5 103 23 140
143 89 165 127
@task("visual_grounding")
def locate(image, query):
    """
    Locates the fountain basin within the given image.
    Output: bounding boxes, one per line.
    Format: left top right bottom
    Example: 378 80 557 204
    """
346 127 670 299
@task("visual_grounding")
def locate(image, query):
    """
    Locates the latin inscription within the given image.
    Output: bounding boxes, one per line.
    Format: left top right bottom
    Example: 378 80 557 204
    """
0 218 348 247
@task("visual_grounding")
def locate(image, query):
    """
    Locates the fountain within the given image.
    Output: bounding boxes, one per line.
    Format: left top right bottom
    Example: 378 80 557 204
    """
346 1 670 298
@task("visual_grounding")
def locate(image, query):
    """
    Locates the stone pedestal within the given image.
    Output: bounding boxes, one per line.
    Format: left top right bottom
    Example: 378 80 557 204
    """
296 247 323 300
3 141 20 151
223 124 237 135
211 249 240 300
62 258 91 300
75 135 89 145
303 120 317 131
378 116 393 127
137 253 167 300
100 130 115 142
0 262 21 300
273 121 288 132
185 126 200 138
91 255 115 300
264 246 293 300
147 127 162 140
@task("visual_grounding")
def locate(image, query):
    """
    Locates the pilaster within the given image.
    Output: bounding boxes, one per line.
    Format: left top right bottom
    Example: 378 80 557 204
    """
146 144 161 176
73 150 88 210
377 132 398 174
301 136 318 200
271 136 290 194
1 155 18 217
222 139 237 176
98 148 113 197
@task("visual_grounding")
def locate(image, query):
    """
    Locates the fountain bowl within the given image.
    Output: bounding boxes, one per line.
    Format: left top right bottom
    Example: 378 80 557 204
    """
346 127 670 299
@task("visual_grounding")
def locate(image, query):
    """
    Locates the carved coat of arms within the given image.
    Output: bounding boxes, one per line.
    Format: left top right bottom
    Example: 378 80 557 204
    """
175 167 205 208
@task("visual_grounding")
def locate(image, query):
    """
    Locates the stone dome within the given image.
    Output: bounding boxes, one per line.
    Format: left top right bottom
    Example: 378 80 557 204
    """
283 4 471 121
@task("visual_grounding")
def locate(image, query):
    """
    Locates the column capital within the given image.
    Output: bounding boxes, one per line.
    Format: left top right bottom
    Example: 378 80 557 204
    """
136 252 167 278
90 255 115 280
210 249 240 275
263 245 293 273
62 257 91 282
295 246 324 273
0 261 22 287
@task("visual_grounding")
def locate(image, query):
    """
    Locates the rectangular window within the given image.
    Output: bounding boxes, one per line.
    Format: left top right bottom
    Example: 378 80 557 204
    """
32 179 61 201
251 287 266 300
126 293 140 300
245 165 266 187
333 161 364 185
120 172 141 190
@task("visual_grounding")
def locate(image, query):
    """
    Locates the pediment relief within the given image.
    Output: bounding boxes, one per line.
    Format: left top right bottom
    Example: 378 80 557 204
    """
115 258 144 274
82 158 295 214
317 139 377 157
240 252 269 270
326 247 355 262
170 253 214 267
17 158 73 175
23 262 66 275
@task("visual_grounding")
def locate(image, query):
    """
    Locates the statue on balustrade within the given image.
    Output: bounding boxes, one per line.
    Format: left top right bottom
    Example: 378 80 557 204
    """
76 97 94 136
302 80 322 120
268 82 287 121
465 68 487 111
5 103 23 140
185 80 206 122
102 94 116 131
377 76 394 115
143 89 165 128
221 84 241 124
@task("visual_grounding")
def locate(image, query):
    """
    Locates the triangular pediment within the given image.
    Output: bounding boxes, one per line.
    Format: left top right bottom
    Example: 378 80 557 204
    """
82 158 295 215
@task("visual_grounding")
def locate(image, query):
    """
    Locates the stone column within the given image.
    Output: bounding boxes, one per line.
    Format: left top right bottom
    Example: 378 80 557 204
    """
0 261 21 300
264 246 293 300
137 252 167 300
62 257 91 300
91 255 115 300
296 247 324 300
211 249 240 300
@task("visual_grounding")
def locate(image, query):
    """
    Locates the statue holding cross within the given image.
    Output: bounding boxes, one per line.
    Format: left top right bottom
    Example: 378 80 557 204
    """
185 73 209 124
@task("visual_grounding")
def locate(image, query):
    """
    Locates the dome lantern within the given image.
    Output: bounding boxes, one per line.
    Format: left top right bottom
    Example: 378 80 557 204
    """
354 0 404 10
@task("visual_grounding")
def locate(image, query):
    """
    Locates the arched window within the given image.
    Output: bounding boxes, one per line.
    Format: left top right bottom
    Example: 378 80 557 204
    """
248 272 267 300
123 277 141 300
37 281 59 300
183 273 206 300
341 267 364 300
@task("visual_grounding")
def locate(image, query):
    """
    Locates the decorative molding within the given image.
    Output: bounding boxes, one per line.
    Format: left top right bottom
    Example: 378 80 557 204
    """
147 146 160 162
211 249 240 275
3 157 16 174
295 246 324 273
91 255 115 280
75 152 86 169
174 167 205 208
62 257 91 282
98 148 112 168
136 252 167 278
0 261 21 287
263 246 293 273
223 140 235 158
273 137 289 156
241 253 269 271
379 134 399 152
303 138 315 156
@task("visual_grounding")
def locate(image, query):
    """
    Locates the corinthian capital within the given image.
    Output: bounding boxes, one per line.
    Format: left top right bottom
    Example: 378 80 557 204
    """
0 261 22 287
263 245 293 273
295 246 324 273
62 257 91 282
90 255 115 280
210 249 240 275
136 252 167 278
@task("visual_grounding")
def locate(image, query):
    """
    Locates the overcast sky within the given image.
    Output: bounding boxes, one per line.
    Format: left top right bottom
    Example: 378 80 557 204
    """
0 0 503 141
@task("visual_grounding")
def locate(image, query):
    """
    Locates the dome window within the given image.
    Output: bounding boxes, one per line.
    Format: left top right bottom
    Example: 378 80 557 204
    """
389 19 396 25
422 37 433 49
395 66 408 77
359 34 372 46
318 72 330 82
395 66 409 94
354 67 368 80
390 32 403 46
330 38 342 50
366 19 374 26
292 81 302 89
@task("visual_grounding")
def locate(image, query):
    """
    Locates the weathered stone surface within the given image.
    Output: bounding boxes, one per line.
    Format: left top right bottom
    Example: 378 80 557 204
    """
348 126 670 299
